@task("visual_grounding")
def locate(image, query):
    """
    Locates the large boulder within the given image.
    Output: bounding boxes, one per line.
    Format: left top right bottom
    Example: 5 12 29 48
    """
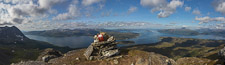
37 48 62 62
218 47 225 60
102 49 119 57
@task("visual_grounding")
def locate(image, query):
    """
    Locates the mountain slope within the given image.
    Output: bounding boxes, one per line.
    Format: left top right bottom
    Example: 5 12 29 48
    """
0 26 72 65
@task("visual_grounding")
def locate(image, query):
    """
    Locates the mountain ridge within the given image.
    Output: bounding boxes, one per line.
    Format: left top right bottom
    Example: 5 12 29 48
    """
0 26 72 65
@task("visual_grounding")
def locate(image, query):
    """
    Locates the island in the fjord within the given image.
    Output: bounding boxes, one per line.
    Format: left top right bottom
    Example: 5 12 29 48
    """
24 29 140 40
1 26 225 65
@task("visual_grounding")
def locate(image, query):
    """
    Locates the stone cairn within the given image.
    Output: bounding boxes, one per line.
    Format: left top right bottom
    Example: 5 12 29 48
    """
84 32 119 60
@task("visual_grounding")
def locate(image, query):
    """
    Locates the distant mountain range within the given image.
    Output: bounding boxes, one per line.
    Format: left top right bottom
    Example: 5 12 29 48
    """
158 29 199 36
23 29 101 37
197 28 225 37
158 28 225 37
24 29 140 40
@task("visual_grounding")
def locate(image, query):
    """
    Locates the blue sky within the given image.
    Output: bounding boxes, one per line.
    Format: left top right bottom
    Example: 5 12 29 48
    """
0 0 225 30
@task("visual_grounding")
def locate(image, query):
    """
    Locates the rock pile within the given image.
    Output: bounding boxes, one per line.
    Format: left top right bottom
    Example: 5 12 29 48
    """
84 32 119 60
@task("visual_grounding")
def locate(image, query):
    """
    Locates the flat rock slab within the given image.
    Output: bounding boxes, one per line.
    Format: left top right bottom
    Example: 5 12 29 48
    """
84 45 94 59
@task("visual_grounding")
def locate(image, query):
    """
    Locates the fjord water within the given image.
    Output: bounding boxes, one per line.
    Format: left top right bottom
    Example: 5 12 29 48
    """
25 29 225 48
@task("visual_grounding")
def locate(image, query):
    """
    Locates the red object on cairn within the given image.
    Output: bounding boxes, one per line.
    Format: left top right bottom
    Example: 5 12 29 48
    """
97 34 104 42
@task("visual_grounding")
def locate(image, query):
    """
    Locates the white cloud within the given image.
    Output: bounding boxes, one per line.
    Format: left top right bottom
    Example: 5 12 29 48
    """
195 16 225 24
0 0 106 24
212 0 225 14
140 0 183 18
1 0 33 4
128 6 138 13
140 0 167 7
82 0 104 6
97 22 151 27
0 0 63 25
53 4 80 21
53 0 105 20
158 0 183 18
215 2 225 14
38 0 65 9
192 9 201 15
16 21 89 31
80 0 106 17
185 6 191 11
195 16 225 29
16 21 160 31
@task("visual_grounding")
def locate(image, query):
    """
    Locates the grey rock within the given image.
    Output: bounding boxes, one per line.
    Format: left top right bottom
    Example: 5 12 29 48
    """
218 47 225 60
37 48 62 62
102 49 119 57
76 57 80 61
113 59 119 64
42 55 58 62
84 45 94 60
89 56 94 60
107 36 115 42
